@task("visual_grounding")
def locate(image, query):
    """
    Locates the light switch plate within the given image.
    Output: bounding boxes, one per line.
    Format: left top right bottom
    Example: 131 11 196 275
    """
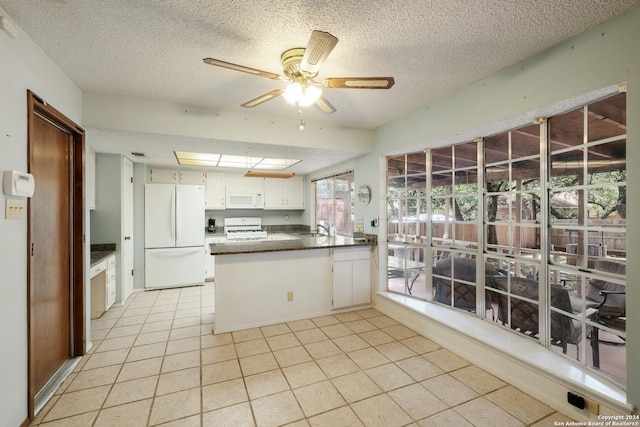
5 198 25 219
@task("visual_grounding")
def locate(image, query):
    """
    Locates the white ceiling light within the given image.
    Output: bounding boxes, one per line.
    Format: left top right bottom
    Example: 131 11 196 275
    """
216 154 262 169
174 151 300 170
282 81 322 107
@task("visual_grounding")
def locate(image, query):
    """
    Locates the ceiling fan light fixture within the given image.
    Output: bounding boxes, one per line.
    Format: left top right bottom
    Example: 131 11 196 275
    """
283 82 302 105
283 81 322 107
299 85 322 107
203 30 394 113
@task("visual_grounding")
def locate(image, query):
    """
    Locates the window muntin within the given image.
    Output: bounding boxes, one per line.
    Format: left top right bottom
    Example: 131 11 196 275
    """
386 91 627 387
484 124 542 261
431 142 479 248
547 266 626 385
387 152 427 298
549 92 626 276
315 172 354 235
429 142 480 311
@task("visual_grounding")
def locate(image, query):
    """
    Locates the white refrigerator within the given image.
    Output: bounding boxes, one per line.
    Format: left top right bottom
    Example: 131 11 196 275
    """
144 184 205 289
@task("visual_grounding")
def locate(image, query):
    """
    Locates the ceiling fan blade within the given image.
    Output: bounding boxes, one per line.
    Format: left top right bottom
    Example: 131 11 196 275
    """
322 77 395 89
203 58 282 80
315 95 336 114
241 89 284 108
300 30 338 75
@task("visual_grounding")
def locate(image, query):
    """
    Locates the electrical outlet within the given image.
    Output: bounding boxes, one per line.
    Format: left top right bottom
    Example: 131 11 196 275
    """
567 391 599 415
287 291 293 302
583 396 599 415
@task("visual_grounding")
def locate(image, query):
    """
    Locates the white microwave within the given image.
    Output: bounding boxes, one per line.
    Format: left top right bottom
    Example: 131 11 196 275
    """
225 189 264 209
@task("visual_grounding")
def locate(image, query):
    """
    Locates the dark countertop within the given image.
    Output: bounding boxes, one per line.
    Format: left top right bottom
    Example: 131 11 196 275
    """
210 234 374 255
91 251 115 267
90 243 116 267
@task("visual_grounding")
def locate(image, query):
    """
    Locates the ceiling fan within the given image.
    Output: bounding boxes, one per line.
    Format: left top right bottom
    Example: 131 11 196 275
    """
202 30 395 115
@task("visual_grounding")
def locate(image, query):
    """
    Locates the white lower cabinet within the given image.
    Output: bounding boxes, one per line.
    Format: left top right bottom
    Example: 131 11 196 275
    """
205 236 225 280
332 247 371 309
91 254 116 319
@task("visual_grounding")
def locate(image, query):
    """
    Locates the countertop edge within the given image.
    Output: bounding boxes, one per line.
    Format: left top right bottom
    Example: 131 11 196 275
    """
210 236 375 256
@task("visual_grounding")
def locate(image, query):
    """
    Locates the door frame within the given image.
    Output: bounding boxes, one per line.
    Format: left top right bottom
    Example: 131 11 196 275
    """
26 90 86 418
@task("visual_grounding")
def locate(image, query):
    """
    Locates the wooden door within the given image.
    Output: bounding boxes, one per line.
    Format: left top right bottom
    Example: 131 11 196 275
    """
27 91 85 418
30 112 72 393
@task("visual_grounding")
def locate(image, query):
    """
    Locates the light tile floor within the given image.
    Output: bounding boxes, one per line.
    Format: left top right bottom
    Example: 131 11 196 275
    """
31 283 573 426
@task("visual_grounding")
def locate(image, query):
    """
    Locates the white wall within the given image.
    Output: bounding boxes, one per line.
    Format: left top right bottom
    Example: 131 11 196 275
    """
0 8 83 426
133 163 147 290
91 153 126 302
82 92 374 154
366 7 640 409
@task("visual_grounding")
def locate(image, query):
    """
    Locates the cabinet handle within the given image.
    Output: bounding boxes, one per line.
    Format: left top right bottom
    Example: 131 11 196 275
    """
124 236 131 240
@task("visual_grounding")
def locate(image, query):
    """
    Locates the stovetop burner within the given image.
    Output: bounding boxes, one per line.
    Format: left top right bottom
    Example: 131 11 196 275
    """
224 217 267 240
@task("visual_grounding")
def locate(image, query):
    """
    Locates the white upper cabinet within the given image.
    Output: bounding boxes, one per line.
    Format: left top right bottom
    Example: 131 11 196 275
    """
179 170 205 185
205 172 226 209
149 169 303 210
263 178 283 208
150 168 178 183
150 168 204 185
225 173 264 193
284 176 305 209
264 176 305 210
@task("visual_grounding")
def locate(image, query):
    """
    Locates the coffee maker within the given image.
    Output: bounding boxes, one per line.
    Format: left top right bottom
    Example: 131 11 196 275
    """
208 218 217 233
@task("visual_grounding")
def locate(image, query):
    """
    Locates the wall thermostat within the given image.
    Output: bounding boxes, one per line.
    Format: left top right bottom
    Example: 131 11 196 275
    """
3 170 35 197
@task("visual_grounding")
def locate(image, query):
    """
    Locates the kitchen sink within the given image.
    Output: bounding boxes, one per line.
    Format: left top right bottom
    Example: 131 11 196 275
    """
296 232 326 237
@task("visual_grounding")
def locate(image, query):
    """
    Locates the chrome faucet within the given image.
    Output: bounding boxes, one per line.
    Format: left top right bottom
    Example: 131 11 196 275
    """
315 224 330 235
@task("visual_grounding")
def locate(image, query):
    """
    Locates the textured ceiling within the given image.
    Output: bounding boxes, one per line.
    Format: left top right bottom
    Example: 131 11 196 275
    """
2 0 639 171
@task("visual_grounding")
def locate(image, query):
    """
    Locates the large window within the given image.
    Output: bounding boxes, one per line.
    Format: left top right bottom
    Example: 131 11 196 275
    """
387 152 427 298
314 171 354 235
547 92 626 384
430 142 481 312
386 91 627 387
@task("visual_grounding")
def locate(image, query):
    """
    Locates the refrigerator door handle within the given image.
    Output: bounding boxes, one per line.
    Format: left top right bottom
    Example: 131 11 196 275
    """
150 247 203 256
176 188 180 243
170 189 176 241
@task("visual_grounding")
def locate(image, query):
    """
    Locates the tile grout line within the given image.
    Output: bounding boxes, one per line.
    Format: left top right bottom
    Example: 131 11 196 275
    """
34 283 566 426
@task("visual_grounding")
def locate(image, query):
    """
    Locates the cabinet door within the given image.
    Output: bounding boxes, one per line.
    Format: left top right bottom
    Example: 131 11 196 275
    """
226 173 264 192
352 258 371 305
263 178 284 209
150 168 178 183
332 248 371 309
179 170 205 185
205 238 215 280
205 172 226 209
332 260 353 309
284 176 305 209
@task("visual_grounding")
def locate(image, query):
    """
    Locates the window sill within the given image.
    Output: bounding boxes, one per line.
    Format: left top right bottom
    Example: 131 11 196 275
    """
375 291 632 415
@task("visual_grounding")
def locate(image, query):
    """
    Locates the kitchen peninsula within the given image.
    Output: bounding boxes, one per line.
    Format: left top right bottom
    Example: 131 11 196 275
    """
210 234 375 333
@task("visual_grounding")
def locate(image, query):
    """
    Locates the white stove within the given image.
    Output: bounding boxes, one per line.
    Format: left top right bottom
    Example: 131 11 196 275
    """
224 217 268 241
